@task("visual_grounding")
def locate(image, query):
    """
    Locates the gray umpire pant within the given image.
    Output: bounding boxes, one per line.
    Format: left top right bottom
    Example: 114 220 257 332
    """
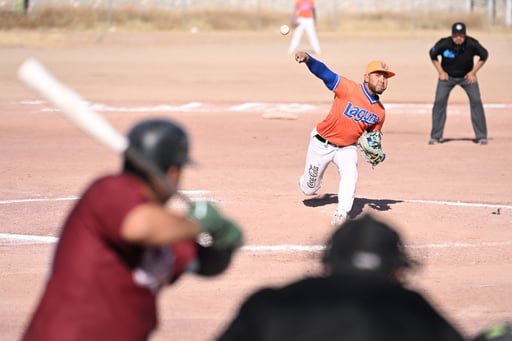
430 76 487 141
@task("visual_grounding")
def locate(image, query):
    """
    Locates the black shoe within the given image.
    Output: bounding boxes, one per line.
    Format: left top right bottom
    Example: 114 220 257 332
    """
428 138 441 145
477 138 488 145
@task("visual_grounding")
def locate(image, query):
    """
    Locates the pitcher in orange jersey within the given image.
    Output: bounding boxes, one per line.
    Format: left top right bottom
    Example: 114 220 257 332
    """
295 51 395 227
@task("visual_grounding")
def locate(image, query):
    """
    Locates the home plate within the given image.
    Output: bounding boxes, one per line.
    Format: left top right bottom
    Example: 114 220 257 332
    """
262 112 298 120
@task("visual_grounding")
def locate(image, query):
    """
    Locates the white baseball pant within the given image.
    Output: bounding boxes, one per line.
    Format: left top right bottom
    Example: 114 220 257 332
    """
299 129 358 216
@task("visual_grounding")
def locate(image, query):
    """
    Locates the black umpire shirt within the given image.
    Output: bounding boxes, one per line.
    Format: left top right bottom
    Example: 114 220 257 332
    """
216 273 465 341
429 36 488 78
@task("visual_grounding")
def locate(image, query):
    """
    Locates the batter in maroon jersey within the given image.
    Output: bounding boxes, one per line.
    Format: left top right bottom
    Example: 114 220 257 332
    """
22 119 243 341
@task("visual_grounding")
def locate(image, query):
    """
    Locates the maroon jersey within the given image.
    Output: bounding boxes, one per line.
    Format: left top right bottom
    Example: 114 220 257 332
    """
23 173 197 341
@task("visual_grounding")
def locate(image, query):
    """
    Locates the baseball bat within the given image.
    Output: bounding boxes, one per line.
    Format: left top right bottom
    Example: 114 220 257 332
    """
17 58 189 204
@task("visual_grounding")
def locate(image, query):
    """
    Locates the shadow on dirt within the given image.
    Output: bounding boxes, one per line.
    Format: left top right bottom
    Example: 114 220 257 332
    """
439 137 482 144
303 194 403 217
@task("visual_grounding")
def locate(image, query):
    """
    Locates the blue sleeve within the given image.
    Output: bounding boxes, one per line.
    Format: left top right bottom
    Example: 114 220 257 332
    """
429 39 443 60
305 54 340 91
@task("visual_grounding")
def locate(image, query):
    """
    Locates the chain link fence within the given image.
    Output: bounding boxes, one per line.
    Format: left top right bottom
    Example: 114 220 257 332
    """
2 0 511 27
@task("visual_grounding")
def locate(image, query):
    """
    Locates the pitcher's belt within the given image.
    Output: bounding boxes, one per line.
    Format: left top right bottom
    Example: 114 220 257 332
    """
314 134 343 148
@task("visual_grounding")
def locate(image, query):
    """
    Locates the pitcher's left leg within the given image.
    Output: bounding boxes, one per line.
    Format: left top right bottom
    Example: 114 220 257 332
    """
332 145 358 226
299 130 333 195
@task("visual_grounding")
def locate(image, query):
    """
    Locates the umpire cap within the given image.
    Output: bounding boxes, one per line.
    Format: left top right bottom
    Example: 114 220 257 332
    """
452 22 466 36
322 214 414 277
123 118 193 175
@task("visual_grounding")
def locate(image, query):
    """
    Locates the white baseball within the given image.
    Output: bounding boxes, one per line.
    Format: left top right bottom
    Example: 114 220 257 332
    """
280 24 290 35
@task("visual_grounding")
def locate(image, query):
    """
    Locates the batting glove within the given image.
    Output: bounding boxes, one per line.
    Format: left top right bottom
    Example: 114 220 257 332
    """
189 201 243 250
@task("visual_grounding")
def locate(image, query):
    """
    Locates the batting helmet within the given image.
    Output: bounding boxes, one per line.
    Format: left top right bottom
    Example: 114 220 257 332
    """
123 118 192 176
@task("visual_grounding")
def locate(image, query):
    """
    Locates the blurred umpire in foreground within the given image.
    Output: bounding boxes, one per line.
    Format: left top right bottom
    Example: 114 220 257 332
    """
22 118 242 341
428 22 489 145
216 214 464 341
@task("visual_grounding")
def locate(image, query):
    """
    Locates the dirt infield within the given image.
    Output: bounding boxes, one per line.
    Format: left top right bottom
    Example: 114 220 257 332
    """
1 30 511 340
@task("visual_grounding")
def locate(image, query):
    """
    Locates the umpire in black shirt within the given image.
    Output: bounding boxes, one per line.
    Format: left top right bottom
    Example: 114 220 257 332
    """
216 214 465 341
428 22 489 145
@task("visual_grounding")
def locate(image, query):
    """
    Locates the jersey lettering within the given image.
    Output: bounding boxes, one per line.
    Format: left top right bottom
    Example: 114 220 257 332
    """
343 102 380 125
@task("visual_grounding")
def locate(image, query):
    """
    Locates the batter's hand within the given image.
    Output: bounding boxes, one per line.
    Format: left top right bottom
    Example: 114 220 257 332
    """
295 51 309 63
211 218 243 251
189 201 243 250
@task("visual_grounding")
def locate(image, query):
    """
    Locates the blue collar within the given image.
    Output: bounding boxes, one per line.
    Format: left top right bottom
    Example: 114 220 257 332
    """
361 84 379 104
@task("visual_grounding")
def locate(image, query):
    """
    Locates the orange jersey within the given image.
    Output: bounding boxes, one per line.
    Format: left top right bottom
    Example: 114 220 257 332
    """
295 0 315 18
316 76 385 146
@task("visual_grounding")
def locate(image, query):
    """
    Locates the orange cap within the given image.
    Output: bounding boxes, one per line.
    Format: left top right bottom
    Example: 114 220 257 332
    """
365 61 395 78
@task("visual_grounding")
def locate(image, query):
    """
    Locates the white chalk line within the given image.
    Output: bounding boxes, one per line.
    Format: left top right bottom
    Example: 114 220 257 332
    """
1 194 510 246
398 199 512 209
0 190 209 205
1 194 509 246
0 196 78 205
17 100 512 115
1 195 509 245
242 241 512 252
2 194 510 209
0 233 58 245
1 233 511 250
2 196 510 247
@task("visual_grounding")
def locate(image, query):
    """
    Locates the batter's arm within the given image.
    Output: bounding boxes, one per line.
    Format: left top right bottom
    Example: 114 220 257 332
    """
121 202 201 246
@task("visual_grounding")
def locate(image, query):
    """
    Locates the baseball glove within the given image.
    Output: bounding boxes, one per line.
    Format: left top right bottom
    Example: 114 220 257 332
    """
358 131 385 167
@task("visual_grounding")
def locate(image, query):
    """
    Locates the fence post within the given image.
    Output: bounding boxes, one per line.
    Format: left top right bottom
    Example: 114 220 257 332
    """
15 0 29 13
487 0 495 29
107 0 113 29
506 0 512 27
181 0 188 28
256 0 262 30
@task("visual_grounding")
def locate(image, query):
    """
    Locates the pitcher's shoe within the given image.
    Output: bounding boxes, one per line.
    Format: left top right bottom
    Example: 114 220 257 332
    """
331 211 347 227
